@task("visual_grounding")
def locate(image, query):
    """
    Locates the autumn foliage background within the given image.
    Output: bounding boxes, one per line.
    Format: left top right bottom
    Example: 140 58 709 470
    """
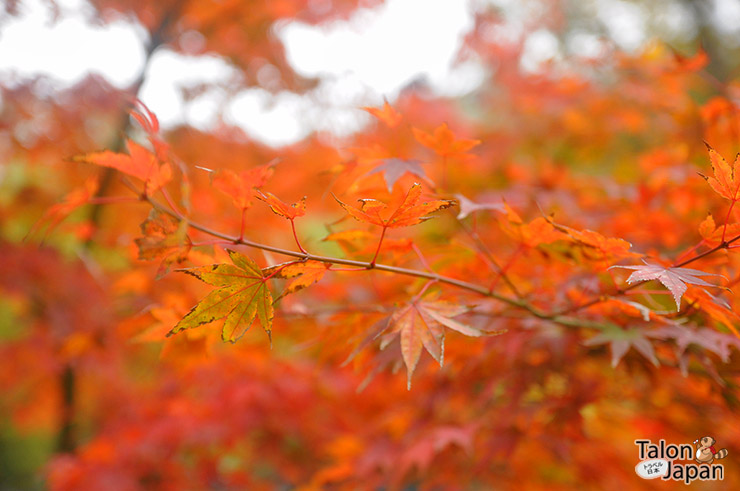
2 0 740 489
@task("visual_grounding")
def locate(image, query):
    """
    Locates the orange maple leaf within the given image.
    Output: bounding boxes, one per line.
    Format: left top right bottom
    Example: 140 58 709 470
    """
211 161 275 210
500 204 564 247
257 191 307 220
700 144 740 201
334 183 455 229
75 139 172 195
262 260 330 299
698 214 740 246
545 216 637 258
362 101 403 128
412 123 480 159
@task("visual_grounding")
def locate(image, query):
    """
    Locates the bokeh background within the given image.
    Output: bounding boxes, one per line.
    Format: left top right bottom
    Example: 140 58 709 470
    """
1 0 740 489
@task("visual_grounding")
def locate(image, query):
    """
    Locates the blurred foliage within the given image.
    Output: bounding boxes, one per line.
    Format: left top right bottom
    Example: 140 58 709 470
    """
1 0 740 489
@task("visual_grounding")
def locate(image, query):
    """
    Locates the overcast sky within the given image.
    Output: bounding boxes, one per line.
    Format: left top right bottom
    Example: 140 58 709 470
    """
1 0 738 146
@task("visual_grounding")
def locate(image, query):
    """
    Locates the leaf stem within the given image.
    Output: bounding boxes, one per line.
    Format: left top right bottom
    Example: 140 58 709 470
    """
412 242 433 272
412 279 438 301
370 226 387 267
290 219 307 254
489 245 523 292
161 188 182 218
239 207 247 242
721 199 737 243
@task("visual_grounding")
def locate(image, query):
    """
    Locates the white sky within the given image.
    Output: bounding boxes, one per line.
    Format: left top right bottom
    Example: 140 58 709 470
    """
0 0 738 146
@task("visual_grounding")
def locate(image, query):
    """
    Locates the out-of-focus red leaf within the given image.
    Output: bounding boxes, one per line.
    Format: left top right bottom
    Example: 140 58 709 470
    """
412 123 480 159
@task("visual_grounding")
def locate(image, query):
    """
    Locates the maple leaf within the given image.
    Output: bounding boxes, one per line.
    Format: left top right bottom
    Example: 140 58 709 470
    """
651 325 740 363
698 213 716 239
649 325 740 378
399 425 475 477
211 161 275 210
685 289 740 337
455 193 504 219
584 326 661 367
27 176 99 240
377 301 494 389
131 100 169 163
134 210 191 279
697 213 740 247
262 260 330 299
545 216 637 258
412 123 481 159
362 101 402 128
169 250 274 343
364 158 432 192
610 262 725 311
334 183 455 229
256 191 306 220
75 139 172 195
500 204 564 247
699 143 740 201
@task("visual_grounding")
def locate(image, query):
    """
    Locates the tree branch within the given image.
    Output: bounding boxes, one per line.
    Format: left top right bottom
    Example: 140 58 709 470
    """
139 192 596 327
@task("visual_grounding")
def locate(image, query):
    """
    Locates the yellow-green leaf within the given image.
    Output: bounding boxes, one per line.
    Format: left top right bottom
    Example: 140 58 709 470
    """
168 249 274 343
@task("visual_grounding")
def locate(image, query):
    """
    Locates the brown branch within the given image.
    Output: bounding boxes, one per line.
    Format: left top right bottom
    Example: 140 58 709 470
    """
139 192 603 329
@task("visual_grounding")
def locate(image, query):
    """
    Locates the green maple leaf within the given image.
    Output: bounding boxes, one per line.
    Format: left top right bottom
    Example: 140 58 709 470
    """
168 249 274 343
